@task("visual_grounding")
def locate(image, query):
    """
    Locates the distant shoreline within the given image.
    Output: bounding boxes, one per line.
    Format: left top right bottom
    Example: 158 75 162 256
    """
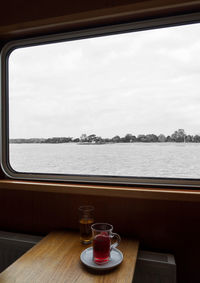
9 141 200 144
9 130 200 143
9 135 200 145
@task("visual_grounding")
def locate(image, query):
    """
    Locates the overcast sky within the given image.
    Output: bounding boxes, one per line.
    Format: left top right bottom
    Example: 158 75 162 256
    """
9 22 200 139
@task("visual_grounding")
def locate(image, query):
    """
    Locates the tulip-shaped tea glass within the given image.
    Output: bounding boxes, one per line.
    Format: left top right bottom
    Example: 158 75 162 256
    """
91 223 121 264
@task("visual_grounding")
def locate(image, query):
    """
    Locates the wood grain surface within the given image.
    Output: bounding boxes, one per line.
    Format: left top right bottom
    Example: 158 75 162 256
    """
1 180 200 202
1 0 200 39
0 230 139 283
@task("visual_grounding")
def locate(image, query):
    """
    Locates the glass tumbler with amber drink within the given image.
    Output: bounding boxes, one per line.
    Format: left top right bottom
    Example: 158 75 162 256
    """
79 206 94 244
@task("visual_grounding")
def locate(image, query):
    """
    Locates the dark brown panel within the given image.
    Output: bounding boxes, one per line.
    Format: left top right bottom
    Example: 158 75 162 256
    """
0 0 142 26
1 0 200 27
1 0 200 39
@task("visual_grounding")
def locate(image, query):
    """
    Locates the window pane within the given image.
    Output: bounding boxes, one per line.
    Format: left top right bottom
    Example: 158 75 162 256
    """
8 23 200 179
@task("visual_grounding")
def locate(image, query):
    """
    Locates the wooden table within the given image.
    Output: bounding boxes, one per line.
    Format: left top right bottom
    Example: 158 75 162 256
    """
0 231 139 283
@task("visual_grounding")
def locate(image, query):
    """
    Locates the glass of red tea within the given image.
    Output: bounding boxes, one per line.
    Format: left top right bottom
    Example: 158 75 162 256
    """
79 206 94 244
91 223 121 264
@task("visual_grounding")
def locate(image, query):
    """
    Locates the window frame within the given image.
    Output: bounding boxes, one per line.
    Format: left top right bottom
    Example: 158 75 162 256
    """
1 12 200 188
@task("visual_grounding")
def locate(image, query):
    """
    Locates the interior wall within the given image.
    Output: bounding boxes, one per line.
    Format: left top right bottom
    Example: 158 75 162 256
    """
0 188 199 283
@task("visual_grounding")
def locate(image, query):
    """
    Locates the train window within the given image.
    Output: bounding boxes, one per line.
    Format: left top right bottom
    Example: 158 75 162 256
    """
1 15 200 187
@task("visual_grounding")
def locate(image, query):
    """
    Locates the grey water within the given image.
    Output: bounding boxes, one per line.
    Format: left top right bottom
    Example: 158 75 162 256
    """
9 143 200 179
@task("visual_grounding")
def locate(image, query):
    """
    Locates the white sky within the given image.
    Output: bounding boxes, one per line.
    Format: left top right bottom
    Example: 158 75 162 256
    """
9 22 200 138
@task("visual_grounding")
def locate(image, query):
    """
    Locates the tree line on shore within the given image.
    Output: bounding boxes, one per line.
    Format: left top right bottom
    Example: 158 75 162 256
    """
9 129 200 144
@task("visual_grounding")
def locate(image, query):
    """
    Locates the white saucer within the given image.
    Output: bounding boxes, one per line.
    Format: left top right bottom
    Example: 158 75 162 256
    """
80 247 123 270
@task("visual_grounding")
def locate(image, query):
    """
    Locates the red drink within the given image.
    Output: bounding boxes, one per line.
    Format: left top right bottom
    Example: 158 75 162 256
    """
92 223 120 265
93 232 111 264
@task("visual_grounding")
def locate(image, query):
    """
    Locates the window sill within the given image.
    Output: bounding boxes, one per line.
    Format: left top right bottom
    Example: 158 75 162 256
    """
0 179 200 202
